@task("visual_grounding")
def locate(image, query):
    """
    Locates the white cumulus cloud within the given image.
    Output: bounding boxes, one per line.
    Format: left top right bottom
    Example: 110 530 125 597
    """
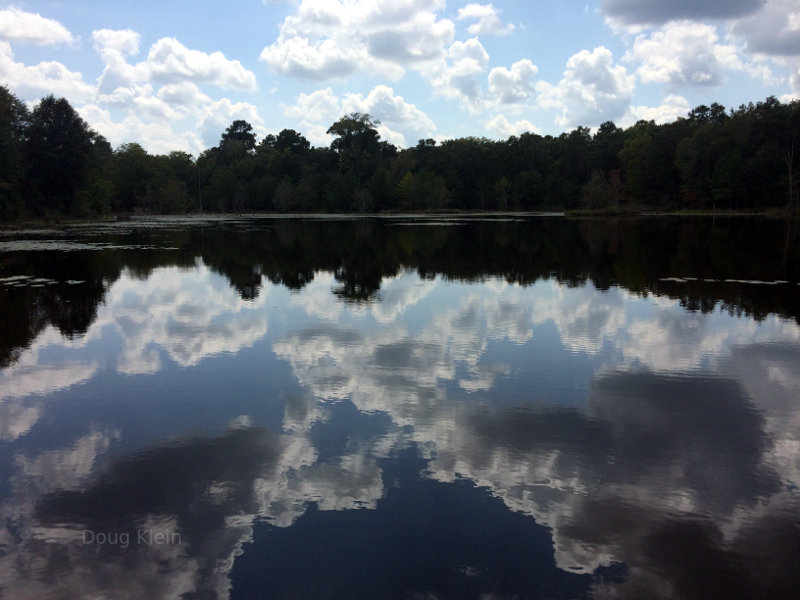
0 41 95 102
76 29 262 153
424 37 490 112
197 98 266 148
537 46 635 128
281 85 436 148
259 0 454 81
260 35 363 80
92 28 140 56
485 114 540 138
623 93 691 126
77 103 205 155
627 21 741 89
283 87 340 123
145 37 257 90
157 81 212 106
342 85 436 146
0 7 74 45
488 59 538 104
457 3 514 36
92 30 257 95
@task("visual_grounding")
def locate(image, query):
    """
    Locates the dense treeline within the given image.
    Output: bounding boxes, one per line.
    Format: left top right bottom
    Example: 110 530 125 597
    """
1 84 799 220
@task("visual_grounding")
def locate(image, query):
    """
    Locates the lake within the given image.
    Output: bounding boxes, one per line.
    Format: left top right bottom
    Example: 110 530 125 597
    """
0 215 798 599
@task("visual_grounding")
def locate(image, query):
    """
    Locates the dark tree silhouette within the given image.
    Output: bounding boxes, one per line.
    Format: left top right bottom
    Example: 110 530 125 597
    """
25 95 101 215
0 85 29 219
1 85 800 220
221 119 256 153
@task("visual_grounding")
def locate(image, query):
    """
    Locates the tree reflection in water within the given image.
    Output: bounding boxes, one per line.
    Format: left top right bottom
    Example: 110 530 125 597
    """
0 216 798 599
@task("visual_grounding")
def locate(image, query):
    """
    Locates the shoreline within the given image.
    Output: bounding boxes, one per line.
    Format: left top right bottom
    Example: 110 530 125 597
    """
1 208 796 230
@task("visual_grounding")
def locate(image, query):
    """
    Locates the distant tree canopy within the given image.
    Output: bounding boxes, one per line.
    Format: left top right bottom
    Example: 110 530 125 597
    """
0 85 29 218
327 112 381 158
1 84 799 221
221 119 256 150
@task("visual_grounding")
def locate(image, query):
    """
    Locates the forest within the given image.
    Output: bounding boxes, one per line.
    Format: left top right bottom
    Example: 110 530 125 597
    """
1 83 799 220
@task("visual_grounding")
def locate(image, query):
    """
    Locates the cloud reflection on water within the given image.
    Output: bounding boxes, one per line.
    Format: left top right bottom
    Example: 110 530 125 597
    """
268 269 800 596
0 264 798 598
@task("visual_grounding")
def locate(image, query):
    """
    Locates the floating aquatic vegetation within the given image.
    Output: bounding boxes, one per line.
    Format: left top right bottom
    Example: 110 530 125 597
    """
0 240 178 252
659 276 793 286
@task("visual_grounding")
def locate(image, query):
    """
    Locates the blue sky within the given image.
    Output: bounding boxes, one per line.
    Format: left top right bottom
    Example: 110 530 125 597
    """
1 1 798 154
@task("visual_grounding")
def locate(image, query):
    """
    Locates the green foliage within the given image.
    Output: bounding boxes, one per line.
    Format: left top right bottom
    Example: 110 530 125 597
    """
221 120 256 153
580 170 623 209
0 85 29 219
327 113 381 156
109 143 194 214
2 86 799 220
274 128 310 153
327 112 389 184
619 122 657 203
395 169 449 210
111 143 150 212
26 95 99 215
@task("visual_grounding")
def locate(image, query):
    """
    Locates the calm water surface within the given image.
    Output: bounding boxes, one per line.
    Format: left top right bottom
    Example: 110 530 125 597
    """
0 216 798 599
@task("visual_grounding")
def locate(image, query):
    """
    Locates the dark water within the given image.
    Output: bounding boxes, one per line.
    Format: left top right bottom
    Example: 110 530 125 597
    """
0 215 799 599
